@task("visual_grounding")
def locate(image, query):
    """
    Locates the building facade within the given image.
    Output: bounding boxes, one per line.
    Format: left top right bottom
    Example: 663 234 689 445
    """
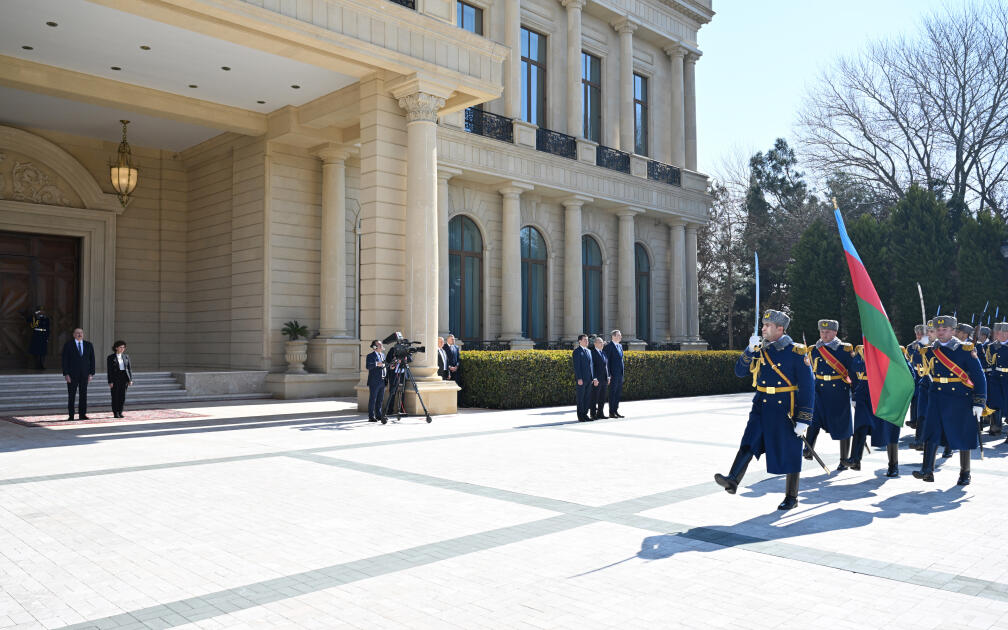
0 0 713 413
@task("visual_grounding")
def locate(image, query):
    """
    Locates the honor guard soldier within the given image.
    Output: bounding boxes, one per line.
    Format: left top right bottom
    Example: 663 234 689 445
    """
906 324 929 448
954 322 974 343
805 319 856 470
913 315 987 485
976 325 998 434
28 306 50 370
911 320 937 450
849 345 903 476
986 322 1008 443
715 309 814 511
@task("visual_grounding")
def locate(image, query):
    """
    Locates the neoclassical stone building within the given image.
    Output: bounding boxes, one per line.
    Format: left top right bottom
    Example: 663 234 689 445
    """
0 0 713 413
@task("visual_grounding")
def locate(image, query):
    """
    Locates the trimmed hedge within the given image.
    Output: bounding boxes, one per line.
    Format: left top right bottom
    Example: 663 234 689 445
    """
456 350 750 409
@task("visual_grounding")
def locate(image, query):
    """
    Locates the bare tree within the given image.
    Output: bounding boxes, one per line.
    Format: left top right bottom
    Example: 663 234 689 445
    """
798 2 1008 215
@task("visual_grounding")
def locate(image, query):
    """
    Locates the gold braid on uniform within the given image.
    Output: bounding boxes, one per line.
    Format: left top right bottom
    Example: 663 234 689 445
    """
748 351 763 388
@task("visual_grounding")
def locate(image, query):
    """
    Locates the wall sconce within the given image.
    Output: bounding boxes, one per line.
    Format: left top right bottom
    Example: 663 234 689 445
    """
109 120 139 208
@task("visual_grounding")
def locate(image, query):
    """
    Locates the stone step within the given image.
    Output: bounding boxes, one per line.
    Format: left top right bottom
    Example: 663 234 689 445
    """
0 385 186 401
1 392 274 413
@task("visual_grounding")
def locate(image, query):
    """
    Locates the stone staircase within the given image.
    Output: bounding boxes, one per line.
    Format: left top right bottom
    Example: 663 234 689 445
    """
0 372 273 414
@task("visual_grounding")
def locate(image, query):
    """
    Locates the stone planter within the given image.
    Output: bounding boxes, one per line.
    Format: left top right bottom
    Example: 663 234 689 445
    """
284 340 308 374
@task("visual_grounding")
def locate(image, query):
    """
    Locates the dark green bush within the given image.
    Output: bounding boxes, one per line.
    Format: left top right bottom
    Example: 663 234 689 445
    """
456 350 749 409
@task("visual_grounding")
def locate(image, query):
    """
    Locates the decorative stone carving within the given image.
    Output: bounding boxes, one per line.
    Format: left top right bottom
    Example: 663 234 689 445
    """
0 151 79 207
397 93 446 123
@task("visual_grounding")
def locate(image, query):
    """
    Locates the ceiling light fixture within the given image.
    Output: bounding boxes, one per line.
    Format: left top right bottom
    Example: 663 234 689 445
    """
45 21 58 27
221 66 231 71
257 100 266 104
140 45 151 50
188 84 198 88
21 45 33 50
109 120 139 209
110 66 122 71
291 84 301 89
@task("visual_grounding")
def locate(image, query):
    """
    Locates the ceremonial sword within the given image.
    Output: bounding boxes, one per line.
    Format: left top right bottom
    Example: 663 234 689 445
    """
917 283 926 327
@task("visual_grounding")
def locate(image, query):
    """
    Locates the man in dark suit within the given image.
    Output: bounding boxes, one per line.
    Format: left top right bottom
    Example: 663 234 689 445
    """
436 336 450 380
366 340 387 422
603 329 626 418
445 334 460 381
572 334 595 421
590 335 610 419
61 327 95 420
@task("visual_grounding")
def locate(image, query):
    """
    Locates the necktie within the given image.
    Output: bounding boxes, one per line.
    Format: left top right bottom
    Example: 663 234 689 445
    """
77 341 83 355
586 347 592 374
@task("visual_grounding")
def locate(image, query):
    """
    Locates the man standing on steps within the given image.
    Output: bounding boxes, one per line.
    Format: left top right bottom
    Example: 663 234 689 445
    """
61 327 95 421
715 309 813 511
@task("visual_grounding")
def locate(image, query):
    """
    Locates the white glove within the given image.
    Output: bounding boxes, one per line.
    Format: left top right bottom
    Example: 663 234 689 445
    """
851 403 856 417
748 335 761 351
973 406 984 420
794 422 807 437
920 335 929 345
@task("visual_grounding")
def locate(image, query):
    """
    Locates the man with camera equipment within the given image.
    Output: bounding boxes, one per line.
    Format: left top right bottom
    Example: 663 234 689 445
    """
380 332 433 423
366 340 387 422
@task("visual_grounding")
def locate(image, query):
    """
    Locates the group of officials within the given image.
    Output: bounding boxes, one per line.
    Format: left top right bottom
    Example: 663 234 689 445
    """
716 308 1007 510
572 330 627 421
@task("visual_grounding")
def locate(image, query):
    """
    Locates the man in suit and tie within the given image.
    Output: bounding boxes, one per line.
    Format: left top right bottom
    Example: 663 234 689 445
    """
436 336 450 380
445 333 460 381
590 335 610 419
366 340 387 422
572 334 596 422
61 327 95 420
603 330 627 418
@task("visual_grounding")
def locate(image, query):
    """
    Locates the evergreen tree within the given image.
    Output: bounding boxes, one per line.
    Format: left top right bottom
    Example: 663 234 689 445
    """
841 215 891 343
955 210 1008 324
787 218 845 343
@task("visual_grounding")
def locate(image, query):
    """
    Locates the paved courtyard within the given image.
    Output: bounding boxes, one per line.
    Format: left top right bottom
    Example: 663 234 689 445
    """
2 393 1008 629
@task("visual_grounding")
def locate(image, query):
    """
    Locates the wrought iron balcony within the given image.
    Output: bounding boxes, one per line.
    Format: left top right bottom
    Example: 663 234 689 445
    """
535 127 577 160
596 145 631 174
459 340 512 351
464 108 514 143
647 160 682 187
388 0 415 8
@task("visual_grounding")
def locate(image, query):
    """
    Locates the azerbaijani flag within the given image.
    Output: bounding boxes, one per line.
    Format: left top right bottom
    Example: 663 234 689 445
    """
834 210 914 426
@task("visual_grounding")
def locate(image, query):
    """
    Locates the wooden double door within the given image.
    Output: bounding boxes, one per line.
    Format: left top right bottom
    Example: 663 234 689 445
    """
0 231 80 370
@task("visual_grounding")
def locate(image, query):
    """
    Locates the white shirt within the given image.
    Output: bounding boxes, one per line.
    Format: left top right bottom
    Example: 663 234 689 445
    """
117 354 125 370
438 347 448 373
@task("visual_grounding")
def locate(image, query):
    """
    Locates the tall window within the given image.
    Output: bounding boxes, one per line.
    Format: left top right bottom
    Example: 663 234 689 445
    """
635 243 651 342
581 52 601 142
457 1 483 35
582 235 603 334
521 27 547 125
521 226 548 341
449 216 483 340
634 73 649 156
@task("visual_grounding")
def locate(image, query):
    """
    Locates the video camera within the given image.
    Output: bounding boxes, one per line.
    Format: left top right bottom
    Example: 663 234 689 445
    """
382 331 426 362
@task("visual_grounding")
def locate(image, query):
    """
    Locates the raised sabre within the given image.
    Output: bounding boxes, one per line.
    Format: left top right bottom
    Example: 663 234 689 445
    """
754 251 760 338
917 283 926 327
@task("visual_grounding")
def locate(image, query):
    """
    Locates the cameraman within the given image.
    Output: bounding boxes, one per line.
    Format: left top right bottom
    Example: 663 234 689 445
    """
386 349 410 416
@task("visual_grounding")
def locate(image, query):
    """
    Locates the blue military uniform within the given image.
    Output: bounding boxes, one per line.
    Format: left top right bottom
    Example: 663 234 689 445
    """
977 326 1000 435
28 309 50 369
849 345 904 476
804 320 855 470
985 322 1008 441
905 329 929 448
914 315 987 485
715 309 814 511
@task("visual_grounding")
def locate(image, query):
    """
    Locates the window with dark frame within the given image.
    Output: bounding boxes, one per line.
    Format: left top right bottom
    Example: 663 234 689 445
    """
521 226 548 341
449 216 484 341
634 73 648 156
521 27 547 126
582 235 603 335
581 52 601 142
457 1 483 35
635 243 651 343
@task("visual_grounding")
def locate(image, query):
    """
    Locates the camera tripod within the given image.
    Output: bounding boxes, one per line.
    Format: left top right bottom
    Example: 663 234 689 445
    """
384 360 432 424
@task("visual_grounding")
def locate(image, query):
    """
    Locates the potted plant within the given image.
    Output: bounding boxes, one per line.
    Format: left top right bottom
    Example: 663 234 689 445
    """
281 320 310 374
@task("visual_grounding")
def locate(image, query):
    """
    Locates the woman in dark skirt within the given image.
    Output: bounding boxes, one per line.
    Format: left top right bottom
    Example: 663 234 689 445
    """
106 340 133 418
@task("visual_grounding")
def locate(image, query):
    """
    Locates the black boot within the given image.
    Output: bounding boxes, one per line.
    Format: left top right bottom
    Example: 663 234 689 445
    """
991 411 1003 436
836 438 851 471
777 473 799 510
941 445 952 458
714 447 753 495
886 443 899 477
849 430 867 471
957 450 971 485
803 426 820 460
913 442 937 482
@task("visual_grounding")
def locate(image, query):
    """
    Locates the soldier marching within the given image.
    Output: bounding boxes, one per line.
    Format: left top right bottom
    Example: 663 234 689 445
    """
804 319 856 471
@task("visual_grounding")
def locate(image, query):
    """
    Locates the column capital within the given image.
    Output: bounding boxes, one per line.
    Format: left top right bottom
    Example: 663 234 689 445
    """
561 0 587 9
665 216 686 228
663 43 687 60
437 166 463 183
685 222 700 233
561 194 593 209
397 92 447 123
388 73 454 123
685 51 702 65
612 17 639 35
499 181 534 197
615 206 644 219
311 143 355 164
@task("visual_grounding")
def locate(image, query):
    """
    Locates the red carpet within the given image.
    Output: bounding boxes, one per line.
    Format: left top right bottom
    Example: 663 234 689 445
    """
0 409 205 427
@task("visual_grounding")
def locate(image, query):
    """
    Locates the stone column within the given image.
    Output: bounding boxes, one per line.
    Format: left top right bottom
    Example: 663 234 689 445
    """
616 207 643 342
563 0 586 138
664 45 686 167
504 0 522 119
437 167 462 338
685 223 700 340
614 18 638 154
395 88 447 381
668 221 685 341
684 52 699 171
315 145 352 338
563 195 591 340
500 182 535 349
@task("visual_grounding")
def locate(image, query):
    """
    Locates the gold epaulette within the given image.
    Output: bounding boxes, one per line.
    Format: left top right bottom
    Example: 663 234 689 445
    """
855 344 865 357
841 342 854 353
963 342 975 352
792 344 808 355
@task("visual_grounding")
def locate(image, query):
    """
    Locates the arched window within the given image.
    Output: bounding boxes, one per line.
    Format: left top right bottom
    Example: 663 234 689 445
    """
582 235 603 334
449 216 483 340
635 243 651 342
521 226 548 341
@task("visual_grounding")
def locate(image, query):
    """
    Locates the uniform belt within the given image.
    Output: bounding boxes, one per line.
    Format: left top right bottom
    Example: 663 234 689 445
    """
996 367 1008 373
756 386 798 394
856 372 867 380
815 374 845 381
934 377 963 383
33 328 45 332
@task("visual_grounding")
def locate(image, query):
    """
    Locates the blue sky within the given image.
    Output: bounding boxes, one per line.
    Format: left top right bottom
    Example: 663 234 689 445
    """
696 0 952 177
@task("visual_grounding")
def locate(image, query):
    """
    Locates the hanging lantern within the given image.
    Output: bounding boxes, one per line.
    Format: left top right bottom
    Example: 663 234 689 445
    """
109 120 139 208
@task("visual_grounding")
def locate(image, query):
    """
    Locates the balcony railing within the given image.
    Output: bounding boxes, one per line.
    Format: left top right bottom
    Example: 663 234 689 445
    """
464 108 514 143
596 145 631 174
647 160 682 187
388 0 416 8
458 340 512 351
535 127 577 160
